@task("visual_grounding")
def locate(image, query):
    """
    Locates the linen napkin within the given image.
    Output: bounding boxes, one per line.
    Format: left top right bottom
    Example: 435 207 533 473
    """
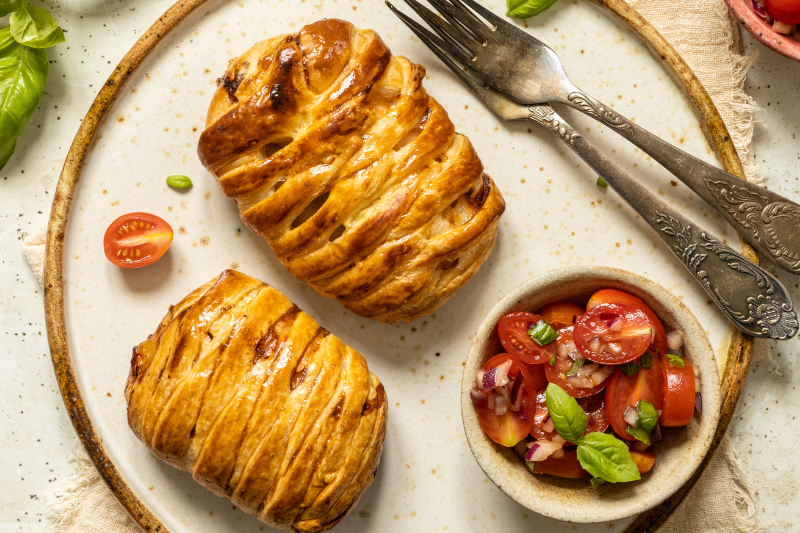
34 0 764 531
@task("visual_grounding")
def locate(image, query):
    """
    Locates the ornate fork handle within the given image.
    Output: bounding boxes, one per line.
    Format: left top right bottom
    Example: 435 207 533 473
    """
562 90 800 276
529 104 798 340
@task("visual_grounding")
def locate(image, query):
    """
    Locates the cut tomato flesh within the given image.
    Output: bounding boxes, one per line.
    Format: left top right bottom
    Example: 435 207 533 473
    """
604 353 665 441
497 311 556 364
587 288 668 357
630 448 656 474
103 212 174 268
545 327 610 398
574 303 652 364
529 449 588 478
476 354 538 447
537 300 585 331
660 356 696 427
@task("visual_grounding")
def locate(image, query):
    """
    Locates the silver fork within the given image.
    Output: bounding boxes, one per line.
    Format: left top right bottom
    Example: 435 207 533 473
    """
386 1 798 340
387 0 800 277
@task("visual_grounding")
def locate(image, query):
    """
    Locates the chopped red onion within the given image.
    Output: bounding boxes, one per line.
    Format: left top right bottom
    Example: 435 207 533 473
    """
666 329 684 351
588 415 596 427
695 376 701 392
482 367 497 391
624 406 639 427
577 362 601 378
590 365 615 386
651 424 662 443
510 371 524 411
487 394 495 410
476 369 487 390
608 318 623 331
632 440 649 452
494 394 509 416
566 375 594 389
752 0 768 18
551 434 566 445
551 448 565 459
773 20 795 34
518 405 529 421
525 440 562 461
470 387 489 404
607 342 622 354
542 416 555 433
589 336 601 353
695 393 703 416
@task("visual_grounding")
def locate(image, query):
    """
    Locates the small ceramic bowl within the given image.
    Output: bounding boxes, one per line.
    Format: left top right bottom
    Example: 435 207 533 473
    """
461 266 721 523
725 0 800 63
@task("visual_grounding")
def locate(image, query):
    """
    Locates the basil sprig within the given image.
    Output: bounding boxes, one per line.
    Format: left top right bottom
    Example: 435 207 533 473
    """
546 384 641 484
506 0 559 19
0 0 64 170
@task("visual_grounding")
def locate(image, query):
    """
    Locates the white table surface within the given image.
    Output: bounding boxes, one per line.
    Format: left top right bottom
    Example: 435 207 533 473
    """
0 1 797 530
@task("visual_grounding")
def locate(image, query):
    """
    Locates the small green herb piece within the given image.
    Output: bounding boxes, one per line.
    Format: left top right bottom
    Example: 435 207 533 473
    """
576 433 641 483
545 383 587 443
167 175 193 189
619 361 639 376
9 4 65 49
666 353 685 367
637 400 658 433
549 354 556 366
626 426 650 445
0 0 22 17
528 319 558 346
565 358 585 377
506 0 559 19
590 476 606 489
640 351 653 369
597 177 608 188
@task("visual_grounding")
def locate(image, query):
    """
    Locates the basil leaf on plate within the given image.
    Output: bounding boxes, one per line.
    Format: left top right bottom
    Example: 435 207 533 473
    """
637 400 658 432
0 0 22 17
9 5 65 49
0 27 48 170
167 175 193 188
506 0 559 19
577 432 641 483
545 383 587 443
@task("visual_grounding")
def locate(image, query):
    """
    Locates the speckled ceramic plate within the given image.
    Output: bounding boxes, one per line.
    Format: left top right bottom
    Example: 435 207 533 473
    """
45 0 755 532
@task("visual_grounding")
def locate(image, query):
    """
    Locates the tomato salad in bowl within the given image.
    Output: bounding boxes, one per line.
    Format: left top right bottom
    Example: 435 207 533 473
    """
461 267 720 523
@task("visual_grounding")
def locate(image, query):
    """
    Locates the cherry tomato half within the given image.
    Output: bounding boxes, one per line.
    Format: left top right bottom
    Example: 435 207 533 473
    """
630 448 656 474
604 353 664 441
765 0 800 24
526 363 549 393
476 354 538 447
537 300 585 331
574 303 652 364
498 312 556 364
587 289 667 357
660 356 696 427
529 448 588 479
103 212 174 268
545 327 609 398
530 389 609 441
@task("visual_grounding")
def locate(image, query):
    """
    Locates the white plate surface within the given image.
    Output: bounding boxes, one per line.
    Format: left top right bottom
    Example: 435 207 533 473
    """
62 0 735 531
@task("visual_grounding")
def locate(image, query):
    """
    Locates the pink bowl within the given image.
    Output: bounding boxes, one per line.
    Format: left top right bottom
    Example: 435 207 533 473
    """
725 0 800 62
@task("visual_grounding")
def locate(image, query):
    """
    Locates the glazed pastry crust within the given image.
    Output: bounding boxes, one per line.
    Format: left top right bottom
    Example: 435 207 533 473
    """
125 270 387 533
197 19 505 323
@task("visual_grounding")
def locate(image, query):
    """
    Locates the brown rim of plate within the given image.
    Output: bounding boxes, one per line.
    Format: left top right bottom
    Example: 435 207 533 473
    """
43 0 755 531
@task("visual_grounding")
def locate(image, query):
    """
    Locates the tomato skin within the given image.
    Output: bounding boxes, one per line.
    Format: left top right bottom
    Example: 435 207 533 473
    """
660 357 696 427
604 354 665 441
587 289 668 357
526 363 549 393
574 303 652 364
497 312 556 364
476 354 538 447
530 389 609 441
545 327 609 398
537 300 584 331
630 448 656 474
103 212 174 268
530 449 588 478
765 0 800 23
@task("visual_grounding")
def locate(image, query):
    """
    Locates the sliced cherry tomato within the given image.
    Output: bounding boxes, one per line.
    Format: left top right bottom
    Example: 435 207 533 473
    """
497 312 556 364
103 212 174 268
660 356 696 427
529 448 588 478
604 354 664 441
587 289 667 357
765 0 800 24
630 448 656 474
537 300 585 331
545 327 610 398
526 363 549 393
530 389 609 441
476 354 538 447
573 303 652 364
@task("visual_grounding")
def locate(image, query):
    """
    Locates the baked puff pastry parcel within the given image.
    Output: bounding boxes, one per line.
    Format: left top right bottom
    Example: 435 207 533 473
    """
125 270 387 532
197 19 505 323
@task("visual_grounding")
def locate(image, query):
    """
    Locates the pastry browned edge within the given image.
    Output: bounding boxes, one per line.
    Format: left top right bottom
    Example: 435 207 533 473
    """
125 270 387 532
197 19 505 323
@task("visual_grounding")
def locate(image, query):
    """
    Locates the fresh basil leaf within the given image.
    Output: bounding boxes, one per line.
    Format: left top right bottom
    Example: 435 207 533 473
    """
565 358 585 377
640 350 653 369
545 383 587 443
577 433 641 483
506 0 559 19
666 353 685 367
0 27 48 170
637 400 658 433
166 175 193 188
619 361 639 376
626 426 650 445
528 319 558 346
0 0 22 17
9 5 65 49
596 177 608 188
